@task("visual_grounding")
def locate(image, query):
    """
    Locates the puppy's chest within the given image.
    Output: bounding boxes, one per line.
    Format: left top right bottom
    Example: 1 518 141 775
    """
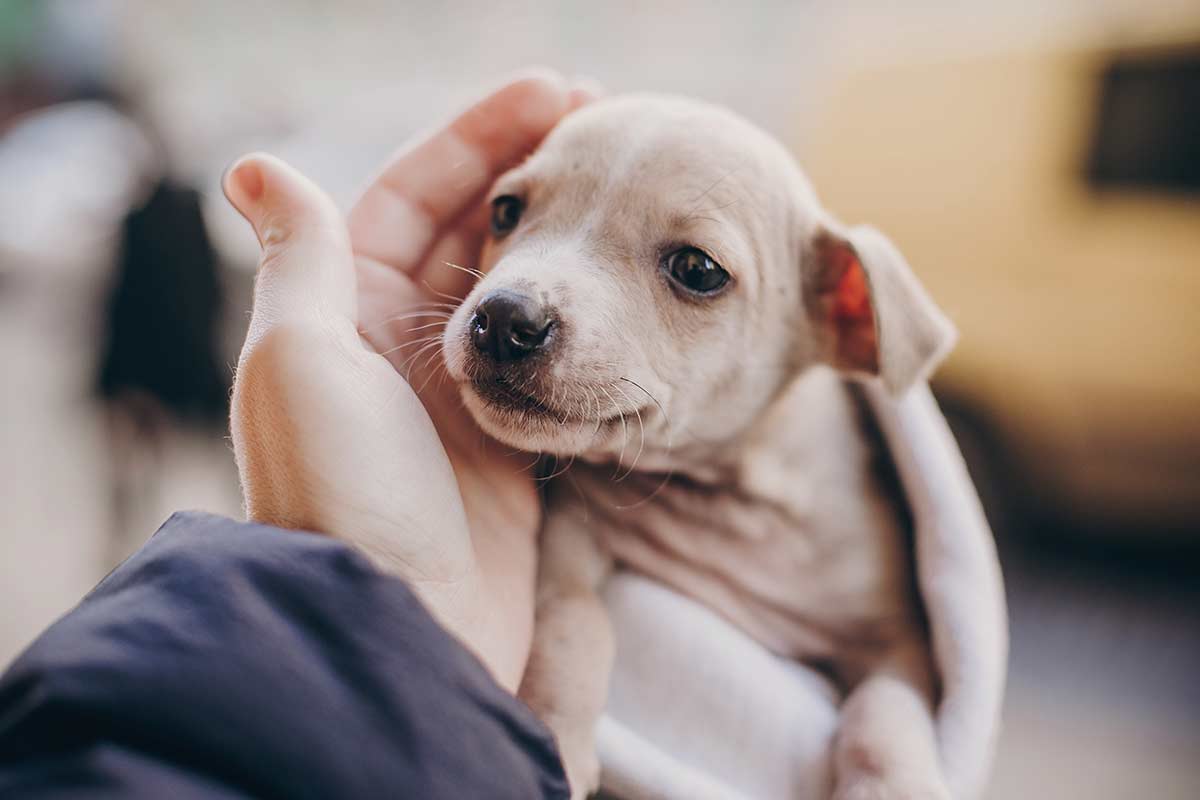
554 445 918 660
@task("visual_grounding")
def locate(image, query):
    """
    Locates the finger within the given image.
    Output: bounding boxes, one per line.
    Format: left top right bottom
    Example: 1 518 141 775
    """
568 75 606 110
348 68 572 276
419 76 605 300
224 153 356 347
419 201 491 301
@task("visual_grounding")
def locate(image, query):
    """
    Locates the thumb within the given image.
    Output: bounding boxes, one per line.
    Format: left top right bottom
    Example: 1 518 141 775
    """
223 153 357 346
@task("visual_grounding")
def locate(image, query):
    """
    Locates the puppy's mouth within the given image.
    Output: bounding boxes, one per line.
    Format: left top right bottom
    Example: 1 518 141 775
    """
465 374 634 431
447 331 648 447
471 374 560 418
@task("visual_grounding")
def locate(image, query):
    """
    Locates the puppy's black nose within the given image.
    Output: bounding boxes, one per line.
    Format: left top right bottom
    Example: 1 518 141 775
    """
471 290 553 362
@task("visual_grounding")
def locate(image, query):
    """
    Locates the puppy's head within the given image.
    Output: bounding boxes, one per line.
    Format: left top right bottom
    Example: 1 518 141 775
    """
443 95 954 466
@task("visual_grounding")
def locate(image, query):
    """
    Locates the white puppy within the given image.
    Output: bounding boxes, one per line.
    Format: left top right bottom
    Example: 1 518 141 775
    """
441 94 958 800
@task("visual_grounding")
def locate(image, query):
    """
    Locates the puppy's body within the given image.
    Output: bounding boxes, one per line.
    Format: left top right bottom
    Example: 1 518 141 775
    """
442 95 957 799
528 370 940 800
550 367 919 665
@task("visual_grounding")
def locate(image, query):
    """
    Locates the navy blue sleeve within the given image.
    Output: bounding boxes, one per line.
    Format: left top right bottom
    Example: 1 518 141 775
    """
0 512 568 800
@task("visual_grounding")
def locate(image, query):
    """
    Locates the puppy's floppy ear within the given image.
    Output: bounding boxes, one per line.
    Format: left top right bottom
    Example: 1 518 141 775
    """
809 223 956 394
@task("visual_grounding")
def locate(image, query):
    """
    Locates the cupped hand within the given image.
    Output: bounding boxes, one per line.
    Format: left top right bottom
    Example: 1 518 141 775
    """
224 72 597 691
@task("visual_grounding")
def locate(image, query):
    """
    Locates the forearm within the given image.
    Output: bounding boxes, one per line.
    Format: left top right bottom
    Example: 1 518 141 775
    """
0 512 566 799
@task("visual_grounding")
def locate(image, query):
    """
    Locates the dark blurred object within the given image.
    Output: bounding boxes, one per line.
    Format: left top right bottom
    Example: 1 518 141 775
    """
1088 46 1200 194
96 180 229 425
95 177 230 561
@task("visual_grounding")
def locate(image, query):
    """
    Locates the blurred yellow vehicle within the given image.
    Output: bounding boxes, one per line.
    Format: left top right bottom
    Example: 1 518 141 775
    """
805 42 1200 543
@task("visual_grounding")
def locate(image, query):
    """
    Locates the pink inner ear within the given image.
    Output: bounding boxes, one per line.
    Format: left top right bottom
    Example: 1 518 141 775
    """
831 250 871 325
817 236 879 374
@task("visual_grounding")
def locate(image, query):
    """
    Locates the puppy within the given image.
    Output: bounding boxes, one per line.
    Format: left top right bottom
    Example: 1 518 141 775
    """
441 95 957 800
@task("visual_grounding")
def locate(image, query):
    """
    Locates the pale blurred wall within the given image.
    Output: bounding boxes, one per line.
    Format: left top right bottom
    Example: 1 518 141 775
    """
95 0 1200 195
3 3 1199 799
107 0 839 184
92 0 1200 291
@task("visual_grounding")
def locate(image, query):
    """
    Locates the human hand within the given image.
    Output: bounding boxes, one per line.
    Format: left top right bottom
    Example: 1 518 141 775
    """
224 72 597 691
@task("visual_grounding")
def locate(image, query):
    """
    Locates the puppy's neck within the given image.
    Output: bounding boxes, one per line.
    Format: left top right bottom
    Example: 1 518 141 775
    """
563 366 874 516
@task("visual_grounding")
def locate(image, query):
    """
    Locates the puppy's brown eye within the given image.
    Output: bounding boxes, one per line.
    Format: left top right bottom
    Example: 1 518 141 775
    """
665 247 729 295
490 195 523 236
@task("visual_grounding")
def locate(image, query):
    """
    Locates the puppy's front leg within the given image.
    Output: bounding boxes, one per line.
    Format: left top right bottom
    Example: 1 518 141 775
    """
519 509 614 799
833 638 950 800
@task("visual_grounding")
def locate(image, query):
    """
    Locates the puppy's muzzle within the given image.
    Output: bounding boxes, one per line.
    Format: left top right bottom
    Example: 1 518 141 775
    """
471 289 554 362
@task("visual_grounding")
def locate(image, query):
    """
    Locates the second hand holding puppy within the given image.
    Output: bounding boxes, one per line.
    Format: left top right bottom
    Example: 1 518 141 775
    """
224 72 597 693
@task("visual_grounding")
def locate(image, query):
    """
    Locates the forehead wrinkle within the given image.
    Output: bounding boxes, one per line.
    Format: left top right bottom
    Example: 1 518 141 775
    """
665 175 768 304
669 213 751 277
514 104 782 304
540 128 654 246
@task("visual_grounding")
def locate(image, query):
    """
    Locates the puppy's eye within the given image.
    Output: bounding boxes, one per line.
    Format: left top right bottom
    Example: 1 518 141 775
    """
490 195 523 236
665 247 730 295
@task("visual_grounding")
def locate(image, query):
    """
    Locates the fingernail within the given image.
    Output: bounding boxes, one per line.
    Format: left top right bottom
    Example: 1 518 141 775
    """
571 75 605 97
567 76 605 110
222 158 268 246
223 158 265 222
229 160 264 205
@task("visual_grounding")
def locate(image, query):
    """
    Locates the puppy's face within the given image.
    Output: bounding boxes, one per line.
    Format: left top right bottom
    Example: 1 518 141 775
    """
443 95 954 467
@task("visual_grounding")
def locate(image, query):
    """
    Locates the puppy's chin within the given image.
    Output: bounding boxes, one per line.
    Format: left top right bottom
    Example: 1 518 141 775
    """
459 382 620 456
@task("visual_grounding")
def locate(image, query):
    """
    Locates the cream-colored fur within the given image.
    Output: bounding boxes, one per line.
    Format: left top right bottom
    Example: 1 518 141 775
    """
441 94 957 799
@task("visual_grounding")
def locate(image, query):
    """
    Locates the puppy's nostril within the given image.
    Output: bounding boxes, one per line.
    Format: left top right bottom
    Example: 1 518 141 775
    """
471 290 554 362
509 318 552 349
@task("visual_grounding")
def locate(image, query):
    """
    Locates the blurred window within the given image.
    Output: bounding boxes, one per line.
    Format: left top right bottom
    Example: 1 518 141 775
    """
1087 46 1200 194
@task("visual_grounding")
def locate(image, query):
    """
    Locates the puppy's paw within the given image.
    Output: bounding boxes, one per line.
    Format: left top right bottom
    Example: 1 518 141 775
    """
832 771 952 800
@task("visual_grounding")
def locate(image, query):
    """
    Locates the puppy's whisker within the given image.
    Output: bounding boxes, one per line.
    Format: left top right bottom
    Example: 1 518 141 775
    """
630 404 647 475
357 310 452 336
680 198 742 226
398 338 444 376
540 450 577 482
421 279 470 305
376 334 443 359
619 376 671 437
588 386 604 438
413 346 448 393
405 301 460 312
612 382 646 482
611 376 674 507
414 361 439 395
398 346 441 381
564 470 590 524
547 381 563 426
682 159 745 220
612 467 676 511
433 363 452 393
599 385 627 479
515 372 541 412
402 319 450 335
366 310 452 326
441 260 486 280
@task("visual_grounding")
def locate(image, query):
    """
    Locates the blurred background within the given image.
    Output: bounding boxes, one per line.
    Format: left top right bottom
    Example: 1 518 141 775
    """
1 1 1197 797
